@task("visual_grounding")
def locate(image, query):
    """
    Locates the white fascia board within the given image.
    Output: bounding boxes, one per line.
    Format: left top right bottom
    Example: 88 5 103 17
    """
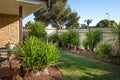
17 0 46 5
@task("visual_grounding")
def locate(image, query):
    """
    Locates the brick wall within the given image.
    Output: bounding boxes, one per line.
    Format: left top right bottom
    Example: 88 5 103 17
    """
0 14 19 47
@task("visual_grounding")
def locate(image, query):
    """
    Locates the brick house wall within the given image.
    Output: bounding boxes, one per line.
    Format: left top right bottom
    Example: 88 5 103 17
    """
0 14 19 47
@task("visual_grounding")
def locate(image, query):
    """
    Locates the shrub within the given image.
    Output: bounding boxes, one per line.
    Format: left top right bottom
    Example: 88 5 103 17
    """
59 32 69 47
84 30 102 52
17 36 60 70
49 33 59 43
112 23 120 58
29 21 47 40
60 30 79 49
68 30 79 47
112 56 120 64
82 39 89 50
95 43 112 58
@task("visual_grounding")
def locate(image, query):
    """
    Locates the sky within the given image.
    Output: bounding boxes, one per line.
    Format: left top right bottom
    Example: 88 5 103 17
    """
23 0 120 26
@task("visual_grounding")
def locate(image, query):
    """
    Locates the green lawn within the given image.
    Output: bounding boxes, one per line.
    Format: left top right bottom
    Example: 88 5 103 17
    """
57 51 120 80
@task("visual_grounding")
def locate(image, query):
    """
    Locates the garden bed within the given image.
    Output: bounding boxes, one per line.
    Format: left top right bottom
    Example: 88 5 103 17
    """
0 60 62 80
61 48 120 66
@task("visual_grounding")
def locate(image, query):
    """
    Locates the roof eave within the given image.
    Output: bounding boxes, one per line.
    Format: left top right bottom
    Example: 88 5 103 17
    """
17 0 46 5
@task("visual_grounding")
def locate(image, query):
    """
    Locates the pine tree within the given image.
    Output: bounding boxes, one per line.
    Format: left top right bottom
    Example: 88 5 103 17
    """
34 0 80 29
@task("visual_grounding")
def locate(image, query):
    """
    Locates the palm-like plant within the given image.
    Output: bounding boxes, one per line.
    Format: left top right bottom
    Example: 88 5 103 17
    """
60 30 79 49
84 19 92 32
84 30 102 52
84 19 92 26
112 23 120 57
68 30 79 48
95 43 112 58
29 21 47 40
17 36 60 74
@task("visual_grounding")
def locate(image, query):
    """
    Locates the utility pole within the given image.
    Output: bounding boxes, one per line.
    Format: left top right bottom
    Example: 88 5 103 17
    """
106 13 110 27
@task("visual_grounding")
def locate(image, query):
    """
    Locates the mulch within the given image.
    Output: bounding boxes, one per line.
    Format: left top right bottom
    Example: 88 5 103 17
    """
0 59 62 80
61 48 120 66
0 60 20 80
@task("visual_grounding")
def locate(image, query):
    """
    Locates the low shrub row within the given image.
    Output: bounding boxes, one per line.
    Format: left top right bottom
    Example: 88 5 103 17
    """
49 30 80 50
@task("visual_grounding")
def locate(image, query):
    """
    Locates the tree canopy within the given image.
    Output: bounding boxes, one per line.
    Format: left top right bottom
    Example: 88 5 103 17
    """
34 0 80 29
96 19 117 28
24 21 32 28
84 19 92 27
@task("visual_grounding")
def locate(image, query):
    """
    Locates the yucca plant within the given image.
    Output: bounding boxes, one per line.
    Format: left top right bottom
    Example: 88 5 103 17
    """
29 21 47 40
95 43 112 58
44 41 60 66
17 36 60 75
48 33 59 43
82 39 89 50
68 30 79 48
112 23 120 58
18 36 43 70
59 32 69 47
60 30 79 49
84 30 102 52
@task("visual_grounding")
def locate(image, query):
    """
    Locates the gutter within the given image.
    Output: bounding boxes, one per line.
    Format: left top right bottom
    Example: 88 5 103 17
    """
17 0 46 5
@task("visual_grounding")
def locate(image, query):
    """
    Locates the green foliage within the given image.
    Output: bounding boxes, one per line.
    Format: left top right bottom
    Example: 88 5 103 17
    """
84 19 92 26
29 21 47 40
65 12 80 29
68 30 79 46
60 30 79 48
95 43 112 58
96 19 117 28
110 20 118 27
112 56 120 64
60 32 69 47
24 21 32 28
18 36 60 70
44 41 60 67
48 33 59 43
34 0 80 29
112 23 120 57
82 39 89 50
84 30 102 52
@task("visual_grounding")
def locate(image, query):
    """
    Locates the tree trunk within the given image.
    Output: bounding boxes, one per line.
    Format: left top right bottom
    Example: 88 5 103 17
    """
56 28 59 35
88 27 90 32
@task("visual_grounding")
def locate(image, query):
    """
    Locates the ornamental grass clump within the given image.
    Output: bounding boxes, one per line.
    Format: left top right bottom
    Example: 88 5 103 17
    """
83 30 102 52
29 21 47 40
17 36 60 75
60 30 79 49
95 43 112 59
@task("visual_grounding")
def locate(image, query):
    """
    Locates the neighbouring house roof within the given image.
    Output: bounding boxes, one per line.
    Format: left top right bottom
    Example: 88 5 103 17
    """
0 0 47 18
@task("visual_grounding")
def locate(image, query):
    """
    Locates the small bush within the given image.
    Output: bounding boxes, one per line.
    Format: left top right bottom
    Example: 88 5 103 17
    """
69 30 79 47
49 33 59 43
84 30 102 52
112 56 120 64
29 21 47 40
60 30 79 49
18 36 60 70
82 39 89 50
95 43 112 58
60 32 69 47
